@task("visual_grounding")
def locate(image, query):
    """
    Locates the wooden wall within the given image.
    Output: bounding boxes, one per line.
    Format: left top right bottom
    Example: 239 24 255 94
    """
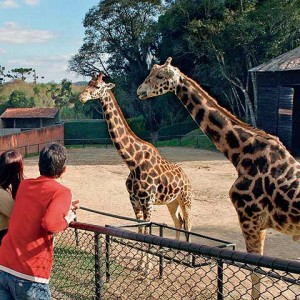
0 124 64 156
255 70 300 155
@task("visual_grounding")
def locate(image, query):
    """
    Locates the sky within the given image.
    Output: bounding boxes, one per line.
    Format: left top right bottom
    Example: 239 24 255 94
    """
0 0 100 83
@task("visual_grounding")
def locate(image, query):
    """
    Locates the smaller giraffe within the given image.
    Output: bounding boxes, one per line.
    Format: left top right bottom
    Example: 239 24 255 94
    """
79 74 193 242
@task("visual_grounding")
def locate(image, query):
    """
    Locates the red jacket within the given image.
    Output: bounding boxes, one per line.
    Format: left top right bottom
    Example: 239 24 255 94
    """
0 176 72 283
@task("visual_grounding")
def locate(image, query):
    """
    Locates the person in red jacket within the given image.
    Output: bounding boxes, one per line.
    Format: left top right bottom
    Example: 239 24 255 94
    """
0 142 79 300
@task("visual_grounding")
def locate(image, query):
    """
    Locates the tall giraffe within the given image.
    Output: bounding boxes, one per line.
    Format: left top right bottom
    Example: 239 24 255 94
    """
79 74 193 240
137 57 300 299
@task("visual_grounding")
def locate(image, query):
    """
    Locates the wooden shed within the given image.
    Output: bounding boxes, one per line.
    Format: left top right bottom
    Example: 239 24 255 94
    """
0 107 60 131
249 46 300 156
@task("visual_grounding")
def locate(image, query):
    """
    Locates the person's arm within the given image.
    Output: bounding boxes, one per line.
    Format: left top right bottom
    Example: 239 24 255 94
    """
0 189 14 218
41 188 75 233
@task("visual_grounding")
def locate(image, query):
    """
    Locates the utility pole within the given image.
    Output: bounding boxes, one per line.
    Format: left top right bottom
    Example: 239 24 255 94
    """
33 69 44 84
33 69 37 84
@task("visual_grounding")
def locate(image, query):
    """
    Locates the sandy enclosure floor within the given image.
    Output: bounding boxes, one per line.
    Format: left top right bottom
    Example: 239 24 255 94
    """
24 146 300 260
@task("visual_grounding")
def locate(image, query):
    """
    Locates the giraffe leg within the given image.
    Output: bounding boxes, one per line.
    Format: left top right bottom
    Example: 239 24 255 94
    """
167 200 184 240
129 197 148 272
178 193 192 242
242 227 267 300
129 196 144 233
139 202 154 275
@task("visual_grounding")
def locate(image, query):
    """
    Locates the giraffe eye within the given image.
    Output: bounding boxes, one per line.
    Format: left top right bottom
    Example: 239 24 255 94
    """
156 75 164 79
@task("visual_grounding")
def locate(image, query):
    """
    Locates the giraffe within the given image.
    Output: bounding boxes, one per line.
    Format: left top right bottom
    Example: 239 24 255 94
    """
137 57 300 299
79 74 193 243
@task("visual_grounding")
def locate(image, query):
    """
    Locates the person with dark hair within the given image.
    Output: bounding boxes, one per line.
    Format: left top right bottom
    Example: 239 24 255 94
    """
0 150 24 245
0 142 79 300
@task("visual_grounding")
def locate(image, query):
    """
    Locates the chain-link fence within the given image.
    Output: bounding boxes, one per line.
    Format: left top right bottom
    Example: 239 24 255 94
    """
51 221 300 300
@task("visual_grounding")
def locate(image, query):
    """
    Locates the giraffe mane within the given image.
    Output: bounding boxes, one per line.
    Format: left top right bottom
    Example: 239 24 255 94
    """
107 89 161 154
180 72 282 143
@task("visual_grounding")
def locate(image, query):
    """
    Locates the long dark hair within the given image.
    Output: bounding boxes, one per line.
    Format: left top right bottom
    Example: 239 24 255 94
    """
0 150 24 199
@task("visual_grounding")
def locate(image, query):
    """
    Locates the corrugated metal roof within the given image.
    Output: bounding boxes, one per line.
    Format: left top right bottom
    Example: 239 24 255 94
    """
0 108 59 119
249 46 300 72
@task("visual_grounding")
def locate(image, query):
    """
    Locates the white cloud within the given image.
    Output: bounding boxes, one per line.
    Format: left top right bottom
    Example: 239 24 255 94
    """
0 0 19 8
0 22 55 44
23 0 39 6
0 48 7 54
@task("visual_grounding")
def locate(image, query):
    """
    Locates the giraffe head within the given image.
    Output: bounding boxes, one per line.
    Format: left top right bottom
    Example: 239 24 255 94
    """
79 73 115 103
137 57 180 100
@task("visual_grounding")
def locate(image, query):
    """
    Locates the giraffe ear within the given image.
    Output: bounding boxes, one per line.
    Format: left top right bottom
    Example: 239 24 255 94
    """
96 73 103 83
106 83 115 90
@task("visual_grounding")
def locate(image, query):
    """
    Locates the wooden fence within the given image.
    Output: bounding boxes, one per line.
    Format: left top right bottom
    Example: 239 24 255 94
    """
0 124 64 156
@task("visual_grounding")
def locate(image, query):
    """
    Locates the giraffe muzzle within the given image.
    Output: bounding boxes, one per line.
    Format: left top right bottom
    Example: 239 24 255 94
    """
137 88 147 100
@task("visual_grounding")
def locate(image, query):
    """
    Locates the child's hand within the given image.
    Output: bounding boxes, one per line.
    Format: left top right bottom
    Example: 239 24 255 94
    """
65 210 76 224
71 200 80 212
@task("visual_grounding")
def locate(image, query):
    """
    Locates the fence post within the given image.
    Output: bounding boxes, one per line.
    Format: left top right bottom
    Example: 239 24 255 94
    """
95 233 104 300
217 259 224 300
159 225 164 279
105 234 111 283
74 216 80 247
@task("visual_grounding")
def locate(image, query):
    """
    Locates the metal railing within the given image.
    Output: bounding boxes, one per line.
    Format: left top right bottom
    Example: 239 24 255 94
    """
51 220 300 300
64 133 210 149
0 140 63 157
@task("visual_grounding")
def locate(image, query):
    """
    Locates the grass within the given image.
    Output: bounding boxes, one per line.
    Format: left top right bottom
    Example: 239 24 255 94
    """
65 143 112 149
65 129 217 152
51 241 127 300
51 245 96 300
155 130 217 151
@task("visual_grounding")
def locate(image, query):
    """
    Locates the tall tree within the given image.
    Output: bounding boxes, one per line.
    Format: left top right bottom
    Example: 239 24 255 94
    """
69 0 163 129
10 68 33 81
46 79 76 108
157 0 300 125
69 0 161 80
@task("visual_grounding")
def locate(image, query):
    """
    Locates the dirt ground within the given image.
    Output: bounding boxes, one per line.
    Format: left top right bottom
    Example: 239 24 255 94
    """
24 146 300 261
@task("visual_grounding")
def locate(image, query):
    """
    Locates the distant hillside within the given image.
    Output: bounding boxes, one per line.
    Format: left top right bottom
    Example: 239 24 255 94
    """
0 79 85 107
73 81 88 86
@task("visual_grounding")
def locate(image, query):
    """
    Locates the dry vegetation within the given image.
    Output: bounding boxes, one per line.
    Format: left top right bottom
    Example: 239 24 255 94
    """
0 79 84 107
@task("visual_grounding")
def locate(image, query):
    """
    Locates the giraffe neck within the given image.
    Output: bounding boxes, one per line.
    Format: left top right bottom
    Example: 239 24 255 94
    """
99 90 157 169
174 73 279 167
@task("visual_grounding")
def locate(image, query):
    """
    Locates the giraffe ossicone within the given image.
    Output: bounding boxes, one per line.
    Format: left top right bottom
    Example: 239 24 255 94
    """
137 58 300 299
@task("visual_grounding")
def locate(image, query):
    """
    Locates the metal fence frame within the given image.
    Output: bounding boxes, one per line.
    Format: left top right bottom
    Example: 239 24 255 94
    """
64 134 208 149
52 219 300 300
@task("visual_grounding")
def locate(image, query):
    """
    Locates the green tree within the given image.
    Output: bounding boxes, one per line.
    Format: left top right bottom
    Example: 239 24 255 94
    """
10 68 33 81
33 85 41 98
70 0 300 129
69 0 161 79
6 91 35 108
46 79 76 108
158 0 300 125
69 0 163 130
